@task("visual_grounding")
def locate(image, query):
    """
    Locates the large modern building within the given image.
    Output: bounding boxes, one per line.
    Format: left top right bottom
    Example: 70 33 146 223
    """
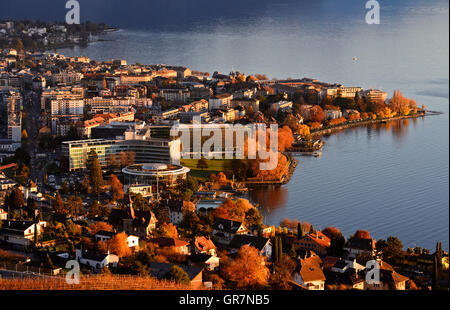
122 163 190 187
62 137 181 171
0 89 22 145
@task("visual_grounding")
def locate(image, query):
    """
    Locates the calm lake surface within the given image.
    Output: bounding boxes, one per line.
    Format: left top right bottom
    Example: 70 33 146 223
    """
1 0 448 250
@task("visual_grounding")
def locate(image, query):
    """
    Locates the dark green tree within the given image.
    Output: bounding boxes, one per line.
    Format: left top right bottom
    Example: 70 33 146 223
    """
277 237 283 263
6 187 25 210
289 244 297 258
196 158 208 171
165 265 191 285
87 150 104 196
297 222 303 239
432 255 439 290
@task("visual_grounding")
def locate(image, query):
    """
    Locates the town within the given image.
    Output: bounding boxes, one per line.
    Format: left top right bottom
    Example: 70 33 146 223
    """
0 21 447 290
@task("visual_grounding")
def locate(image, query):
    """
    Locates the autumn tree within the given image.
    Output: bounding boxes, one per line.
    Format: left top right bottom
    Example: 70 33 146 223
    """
107 154 118 171
127 151 136 166
119 152 129 168
389 90 417 116
222 245 270 289
66 195 85 217
87 200 110 219
212 199 261 226
53 193 67 217
110 174 124 201
309 105 325 123
21 129 28 140
297 124 310 138
196 158 208 171
159 223 178 239
270 255 296 290
108 232 132 258
89 222 113 235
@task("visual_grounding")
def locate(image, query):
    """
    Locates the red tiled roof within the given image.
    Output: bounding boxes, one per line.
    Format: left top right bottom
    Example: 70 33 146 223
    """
305 231 331 248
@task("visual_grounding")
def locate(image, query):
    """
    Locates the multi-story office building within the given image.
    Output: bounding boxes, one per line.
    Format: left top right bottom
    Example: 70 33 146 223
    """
62 137 181 171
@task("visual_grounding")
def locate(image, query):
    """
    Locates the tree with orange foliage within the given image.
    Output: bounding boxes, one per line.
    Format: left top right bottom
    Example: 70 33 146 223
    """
183 201 196 213
277 126 294 152
297 124 310 138
389 90 417 116
159 223 178 239
309 105 325 123
108 232 131 258
89 222 113 235
222 245 270 289
329 117 347 126
110 174 124 201
212 198 260 225
270 255 296 290
309 122 322 130
347 112 361 121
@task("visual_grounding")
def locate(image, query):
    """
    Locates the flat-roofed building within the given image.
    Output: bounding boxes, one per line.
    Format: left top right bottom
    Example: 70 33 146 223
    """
209 93 232 111
62 137 181 171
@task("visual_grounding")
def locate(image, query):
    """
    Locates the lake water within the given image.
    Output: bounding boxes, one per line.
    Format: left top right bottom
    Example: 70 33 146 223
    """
1 0 448 250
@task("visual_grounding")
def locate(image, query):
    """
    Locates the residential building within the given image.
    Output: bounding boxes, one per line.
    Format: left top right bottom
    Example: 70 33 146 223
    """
271 100 293 113
193 236 217 256
109 198 157 239
364 260 409 290
212 217 248 245
293 255 326 290
151 237 190 255
294 231 331 257
0 90 22 143
344 230 377 260
75 249 119 271
0 220 45 249
0 208 8 220
209 93 232 111
159 87 190 104
95 230 140 250
50 98 84 115
159 199 184 225
229 234 272 260
324 109 342 120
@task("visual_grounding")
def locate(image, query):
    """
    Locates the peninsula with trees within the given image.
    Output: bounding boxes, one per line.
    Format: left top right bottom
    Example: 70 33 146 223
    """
0 28 447 291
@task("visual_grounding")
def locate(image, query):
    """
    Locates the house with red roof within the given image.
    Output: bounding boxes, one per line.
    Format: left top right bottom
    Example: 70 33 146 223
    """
294 231 331 256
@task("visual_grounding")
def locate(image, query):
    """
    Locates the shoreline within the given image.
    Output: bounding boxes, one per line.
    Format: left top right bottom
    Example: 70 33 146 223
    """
310 111 439 138
252 111 442 188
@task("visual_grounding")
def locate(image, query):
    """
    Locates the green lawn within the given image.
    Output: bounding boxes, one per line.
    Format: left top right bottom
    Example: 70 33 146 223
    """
180 159 232 177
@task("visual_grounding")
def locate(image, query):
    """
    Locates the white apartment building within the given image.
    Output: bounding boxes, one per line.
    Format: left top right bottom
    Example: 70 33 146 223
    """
324 109 343 120
209 93 232 110
50 99 84 115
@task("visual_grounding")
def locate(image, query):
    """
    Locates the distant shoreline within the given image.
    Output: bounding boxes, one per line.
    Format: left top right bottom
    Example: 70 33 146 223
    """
35 28 119 52
310 111 440 138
